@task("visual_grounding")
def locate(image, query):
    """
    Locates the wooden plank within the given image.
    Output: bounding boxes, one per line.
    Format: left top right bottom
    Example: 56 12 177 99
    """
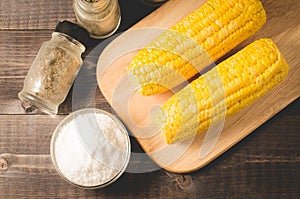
0 115 63 154
0 30 103 78
0 0 157 30
0 103 299 198
0 78 78 114
0 0 75 30
97 0 300 173
0 104 298 155
0 78 27 114
0 31 51 78
0 78 111 115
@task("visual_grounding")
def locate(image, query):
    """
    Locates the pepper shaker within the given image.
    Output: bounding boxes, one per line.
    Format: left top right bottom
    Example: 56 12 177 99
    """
73 0 121 39
18 21 89 114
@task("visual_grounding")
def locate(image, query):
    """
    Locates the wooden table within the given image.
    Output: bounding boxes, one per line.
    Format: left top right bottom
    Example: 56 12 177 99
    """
0 0 299 198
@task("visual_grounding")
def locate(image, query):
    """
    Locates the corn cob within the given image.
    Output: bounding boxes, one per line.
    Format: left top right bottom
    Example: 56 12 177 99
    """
157 38 289 144
127 0 266 96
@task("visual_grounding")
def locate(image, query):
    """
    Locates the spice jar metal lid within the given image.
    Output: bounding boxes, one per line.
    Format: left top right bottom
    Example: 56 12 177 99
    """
55 20 90 47
50 108 131 189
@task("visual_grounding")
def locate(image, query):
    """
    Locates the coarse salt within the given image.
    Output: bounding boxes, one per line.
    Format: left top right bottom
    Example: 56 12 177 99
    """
52 110 130 187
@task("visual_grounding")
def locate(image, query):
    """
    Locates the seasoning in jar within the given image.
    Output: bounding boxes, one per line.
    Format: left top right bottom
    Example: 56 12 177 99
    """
50 109 131 188
18 21 89 114
73 0 121 39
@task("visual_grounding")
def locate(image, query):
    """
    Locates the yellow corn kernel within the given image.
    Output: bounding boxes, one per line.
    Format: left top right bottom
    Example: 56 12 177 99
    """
127 0 267 96
158 38 289 144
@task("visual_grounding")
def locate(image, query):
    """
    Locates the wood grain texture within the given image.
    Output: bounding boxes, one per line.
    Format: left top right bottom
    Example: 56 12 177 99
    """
0 0 156 31
0 78 111 115
0 0 299 198
0 101 299 198
0 31 52 78
0 1 75 30
97 0 300 173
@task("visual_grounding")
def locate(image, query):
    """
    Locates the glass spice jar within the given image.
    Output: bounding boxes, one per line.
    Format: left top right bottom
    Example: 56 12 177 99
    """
18 21 89 115
73 0 121 39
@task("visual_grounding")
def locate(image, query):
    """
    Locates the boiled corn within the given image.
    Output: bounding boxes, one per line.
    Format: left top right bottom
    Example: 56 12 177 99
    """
158 38 289 144
127 0 267 96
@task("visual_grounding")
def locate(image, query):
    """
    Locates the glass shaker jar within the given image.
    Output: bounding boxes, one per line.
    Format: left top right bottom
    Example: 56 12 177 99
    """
73 0 121 39
18 21 89 115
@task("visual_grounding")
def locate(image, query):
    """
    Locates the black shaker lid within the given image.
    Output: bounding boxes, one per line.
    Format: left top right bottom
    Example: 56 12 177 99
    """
55 20 90 47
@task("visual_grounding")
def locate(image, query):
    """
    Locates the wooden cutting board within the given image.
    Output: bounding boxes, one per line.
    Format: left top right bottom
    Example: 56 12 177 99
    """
96 0 300 173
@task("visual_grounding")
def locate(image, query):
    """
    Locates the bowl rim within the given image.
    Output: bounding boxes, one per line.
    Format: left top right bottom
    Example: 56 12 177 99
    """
50 108 131 189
